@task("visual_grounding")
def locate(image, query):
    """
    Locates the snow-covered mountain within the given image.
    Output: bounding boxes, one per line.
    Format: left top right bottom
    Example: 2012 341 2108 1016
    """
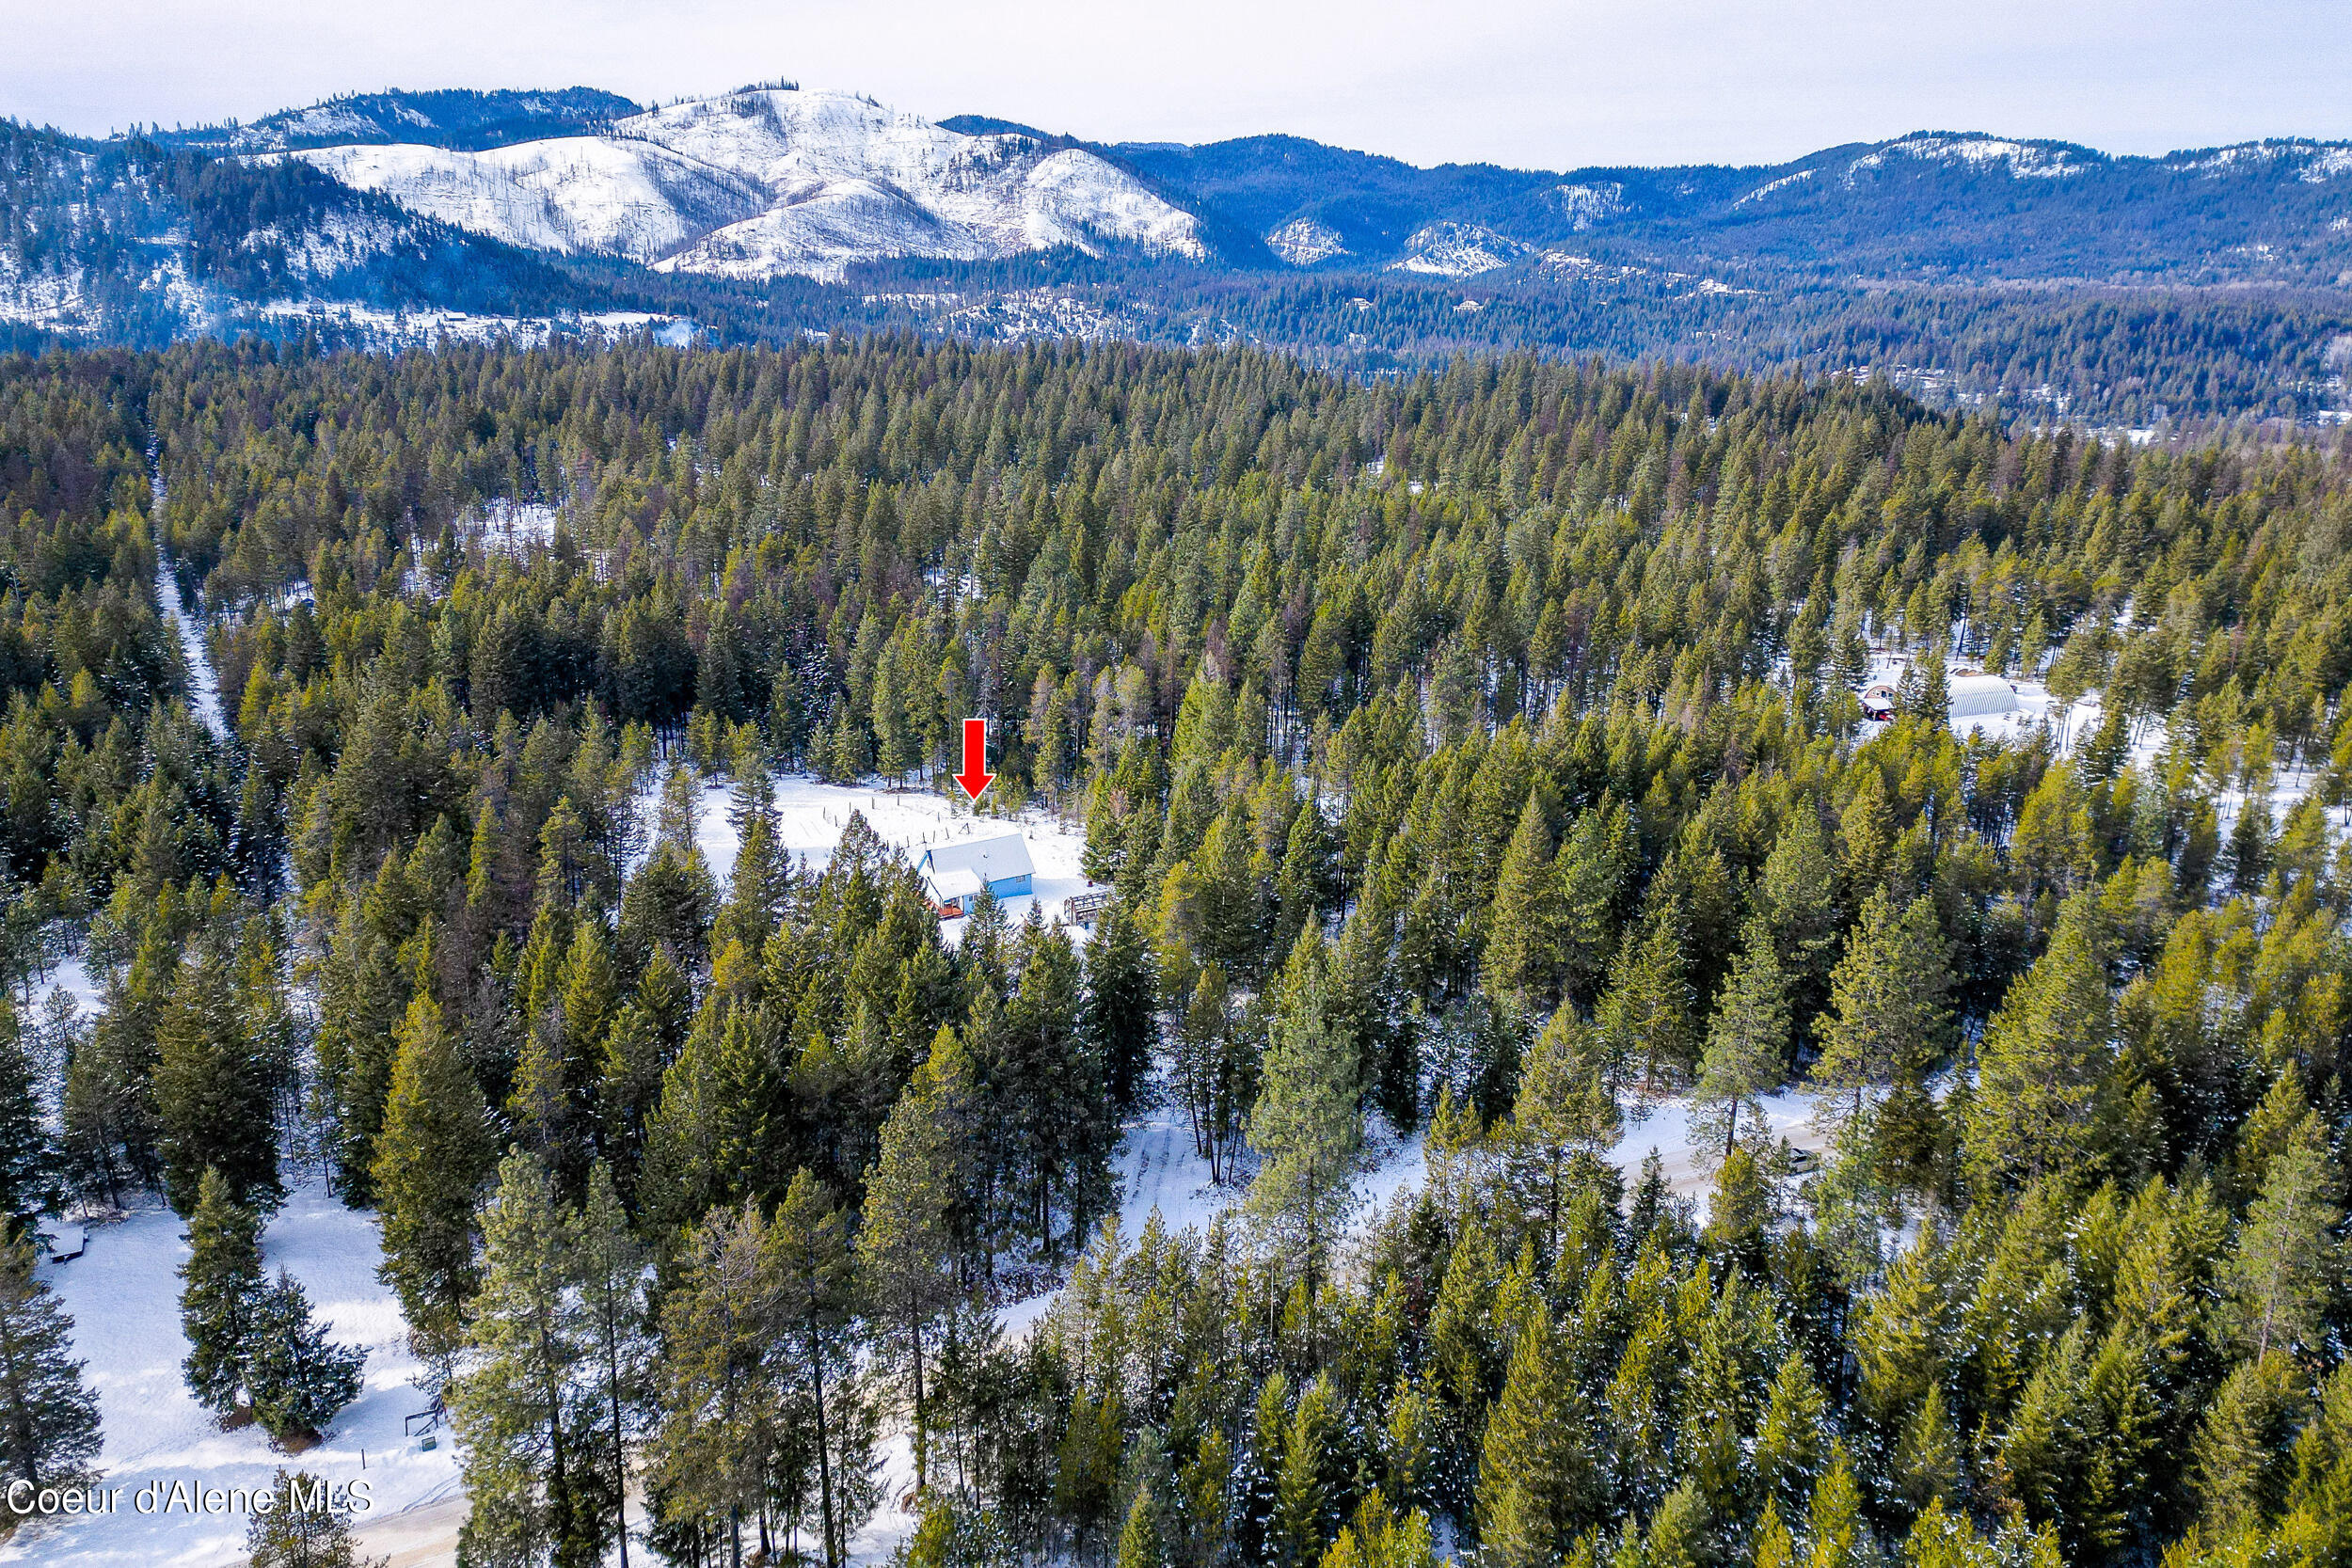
283 87 1206 282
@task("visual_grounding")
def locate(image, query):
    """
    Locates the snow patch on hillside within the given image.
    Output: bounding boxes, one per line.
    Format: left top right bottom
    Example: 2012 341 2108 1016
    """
289 138 763 261
240 213 416 279
1388 222 1532 277
246 297 693 349
1554 181 1629 228
1851 135 2089 181
1737 167 1816 206
154 558 223 736
469 499 560 557
1267 216 1348 265
0 256 93 333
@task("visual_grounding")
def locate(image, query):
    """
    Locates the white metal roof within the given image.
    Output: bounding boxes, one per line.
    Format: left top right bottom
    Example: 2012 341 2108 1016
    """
917 833 1035 883
1947 673 2020 718
924 865 988 902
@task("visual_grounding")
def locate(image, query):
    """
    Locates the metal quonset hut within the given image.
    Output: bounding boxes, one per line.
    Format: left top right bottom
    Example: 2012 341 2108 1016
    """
1948 673 2021 720
916 834 1035 916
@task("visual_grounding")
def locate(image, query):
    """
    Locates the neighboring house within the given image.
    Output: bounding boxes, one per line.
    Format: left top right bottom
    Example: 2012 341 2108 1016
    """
916 833 1036 915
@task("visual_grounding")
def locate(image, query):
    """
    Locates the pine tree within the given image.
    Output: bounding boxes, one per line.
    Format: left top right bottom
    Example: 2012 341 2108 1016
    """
2272 1360 2352 1566
1505 1008 1621 1259
155 937 280 1215
1804 1445 1866 1568
1703 1146 1773 1267
1963 894 2110 1190
0 1233 101 1489
1752 1498 1795 1568
0 997 57 1227
1595 918 1694 1092
594 1002 664 1203
2188 1351 2307 1532
246 1269 365 1447
1892 1382 1960 1515
650 1199 771 1566
449 1150 608 1568
1277 1373 1343 1568
617 839 717 975
575 1163 647 1568
373 991 494 1370
1484 792 1563 1007
858 1028 965 1493
244 1467 387 1568
60 972 162 1209
1813 892 1950 1138
1754 1351 1827 1524
512 919 620 1199
1477 1299 1597 1568
1757 814 1841 1037
1247 935 1362 1307
1083 894 1156 1117
181 1165 265 1418
1645 1482 1708 1568
712 798 789 958
1555 797 1632 1006
1692 917 1789 1163
770 1168 872 1568
2218 1141 2341 1361
1320 1493 1438 1568
1117 1481 1165 1568
654 1189 875 1568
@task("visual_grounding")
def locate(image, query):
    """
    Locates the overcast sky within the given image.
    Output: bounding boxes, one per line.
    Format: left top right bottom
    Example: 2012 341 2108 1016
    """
6 0 2349 170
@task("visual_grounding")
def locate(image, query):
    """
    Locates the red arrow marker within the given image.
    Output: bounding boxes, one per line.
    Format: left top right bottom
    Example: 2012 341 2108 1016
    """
952 718 994 802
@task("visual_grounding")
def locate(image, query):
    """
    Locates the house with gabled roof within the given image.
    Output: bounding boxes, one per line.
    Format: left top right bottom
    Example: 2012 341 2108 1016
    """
915 833 1035 915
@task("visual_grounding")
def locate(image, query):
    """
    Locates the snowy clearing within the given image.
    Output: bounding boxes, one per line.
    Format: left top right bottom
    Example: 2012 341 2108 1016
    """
664 771 1104 944
8 1183 458 1568
1609 1085 1832 1198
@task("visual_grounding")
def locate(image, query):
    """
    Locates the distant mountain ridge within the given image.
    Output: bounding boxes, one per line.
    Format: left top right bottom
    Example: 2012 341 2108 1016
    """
6 82 2352 427
151 87 644 153
1108 129 2352 286
112 84 2352 289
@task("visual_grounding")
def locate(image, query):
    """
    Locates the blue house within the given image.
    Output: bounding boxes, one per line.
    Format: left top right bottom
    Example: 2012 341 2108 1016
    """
916 834 1035 915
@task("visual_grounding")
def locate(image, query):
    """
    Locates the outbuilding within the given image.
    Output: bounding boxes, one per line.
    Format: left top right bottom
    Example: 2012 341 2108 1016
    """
1858 671 2020 722
1948 673 2021 719
916 834 1036 915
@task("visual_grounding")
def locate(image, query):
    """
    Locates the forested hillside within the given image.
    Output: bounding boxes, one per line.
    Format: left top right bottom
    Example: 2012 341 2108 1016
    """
6 338 2352 1568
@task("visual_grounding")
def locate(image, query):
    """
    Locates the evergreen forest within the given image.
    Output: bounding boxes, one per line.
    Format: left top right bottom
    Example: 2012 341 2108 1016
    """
5 336 2352 1568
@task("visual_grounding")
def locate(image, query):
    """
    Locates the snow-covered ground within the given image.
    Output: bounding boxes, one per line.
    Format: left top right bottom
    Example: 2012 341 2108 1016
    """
1609 1086 1831 1198
151 470 223 736
8 1184 458 1568
667 771 1103 943
470 499 560 558
39 953 105 1020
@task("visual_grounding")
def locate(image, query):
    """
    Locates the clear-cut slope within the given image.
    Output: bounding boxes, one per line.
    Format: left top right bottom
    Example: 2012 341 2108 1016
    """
292 137 768 261
285 87 1205 281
